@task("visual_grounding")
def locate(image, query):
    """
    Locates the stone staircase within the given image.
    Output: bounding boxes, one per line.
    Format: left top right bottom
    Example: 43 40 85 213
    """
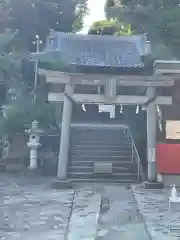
68 125 140 183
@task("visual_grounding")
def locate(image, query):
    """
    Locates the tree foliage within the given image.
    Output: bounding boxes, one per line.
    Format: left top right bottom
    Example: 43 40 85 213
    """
0 29 22 81
0 0 88 135
0 95 58 134
1 0 87 51
88 19 132 36
0 0 88 78
105 0 180 59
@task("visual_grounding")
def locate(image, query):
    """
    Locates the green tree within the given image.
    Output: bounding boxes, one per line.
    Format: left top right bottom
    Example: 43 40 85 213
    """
0 95 58 135
1 0 88 51
0 0 88 136
105 0 180 58
0 29 22 82
88 19 133 36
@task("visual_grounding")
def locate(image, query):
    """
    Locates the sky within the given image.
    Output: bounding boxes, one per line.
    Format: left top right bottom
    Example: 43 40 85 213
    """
79 0 106 34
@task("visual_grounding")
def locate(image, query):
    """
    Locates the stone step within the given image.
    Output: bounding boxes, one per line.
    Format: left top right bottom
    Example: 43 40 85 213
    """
71 130 129 136
71 129 128 136
70 149 131 154
67 190 101 240
70 145 131 150
70 138 130 143
69 178 139 184
70 153 132 159
68 161 136 168
70 131 130 139
71 129 128 133
68 172 139 180
68 165 138 174
70 138 129 142
69 155 132 162
67 128 139 184
70 141 132 149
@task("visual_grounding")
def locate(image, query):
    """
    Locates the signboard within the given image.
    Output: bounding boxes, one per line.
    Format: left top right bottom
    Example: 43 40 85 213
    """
94 162 112 174
166 121 180 139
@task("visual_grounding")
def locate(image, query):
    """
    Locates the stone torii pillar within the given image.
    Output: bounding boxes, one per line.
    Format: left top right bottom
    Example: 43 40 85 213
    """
145 87 164 188
52 83 73 189
146 87 157 182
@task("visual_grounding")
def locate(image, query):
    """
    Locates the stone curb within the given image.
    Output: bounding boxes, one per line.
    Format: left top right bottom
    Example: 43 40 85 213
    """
131 185 152 240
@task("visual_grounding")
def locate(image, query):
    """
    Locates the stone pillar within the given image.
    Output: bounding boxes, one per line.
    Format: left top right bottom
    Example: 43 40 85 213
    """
57 83 73 180
105 78 116 100
29 148 38 169
146 87 157 182
27 120 43 170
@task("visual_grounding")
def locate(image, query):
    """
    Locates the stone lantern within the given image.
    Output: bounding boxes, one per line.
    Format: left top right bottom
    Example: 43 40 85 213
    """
26 120 43 169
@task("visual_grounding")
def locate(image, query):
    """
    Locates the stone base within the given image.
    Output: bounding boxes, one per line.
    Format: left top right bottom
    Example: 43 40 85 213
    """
51 180 72 190
144 181 164 189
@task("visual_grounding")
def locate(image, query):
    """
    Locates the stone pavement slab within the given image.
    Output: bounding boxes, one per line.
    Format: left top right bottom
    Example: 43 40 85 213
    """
95 185 150 240
0 175 75 240
132 185 180 240
67 190 101 240
0 174 157 240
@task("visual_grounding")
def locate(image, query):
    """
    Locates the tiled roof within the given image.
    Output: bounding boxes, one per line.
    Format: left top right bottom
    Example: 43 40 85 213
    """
33 32 151 68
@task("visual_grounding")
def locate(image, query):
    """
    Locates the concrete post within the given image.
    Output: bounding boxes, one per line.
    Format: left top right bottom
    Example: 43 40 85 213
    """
57 84 73 180
146 87 157 182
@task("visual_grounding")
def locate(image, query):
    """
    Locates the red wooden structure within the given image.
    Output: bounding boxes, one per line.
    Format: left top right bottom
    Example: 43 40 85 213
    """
157 143 180 174
156 81 180 175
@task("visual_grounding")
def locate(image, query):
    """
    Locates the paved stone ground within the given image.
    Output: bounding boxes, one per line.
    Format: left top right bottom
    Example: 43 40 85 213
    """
132 185 180 240
67 190 101 240
0 174 74 240
2 175 180 240
94 185 150 240
0 175 150 240
73 184 150 240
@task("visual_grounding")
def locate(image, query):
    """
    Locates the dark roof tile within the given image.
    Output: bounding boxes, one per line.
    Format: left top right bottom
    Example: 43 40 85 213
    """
35 32 151 68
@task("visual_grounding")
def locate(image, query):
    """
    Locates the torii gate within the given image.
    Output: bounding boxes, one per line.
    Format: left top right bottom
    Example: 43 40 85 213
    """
31 32 180 189
38 65 174 189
